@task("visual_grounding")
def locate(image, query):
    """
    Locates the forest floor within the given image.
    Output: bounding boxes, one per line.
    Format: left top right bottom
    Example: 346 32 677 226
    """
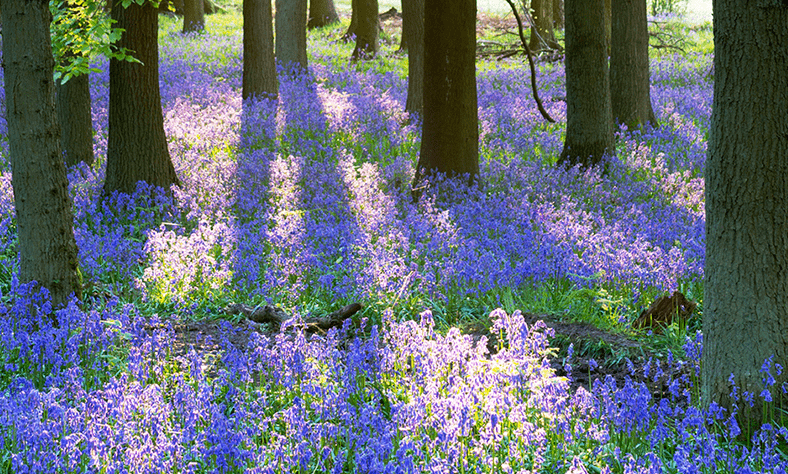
159 7 699 408
167 307 693 405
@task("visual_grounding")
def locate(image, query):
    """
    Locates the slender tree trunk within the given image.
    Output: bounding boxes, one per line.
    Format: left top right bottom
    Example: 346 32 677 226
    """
2 0 82 306
56 64 95 167
702 0 788 432
308 0 339 28
413 0 478 188
105 1 179 196
351 0 379 60
610 0 656 129
243 0 278 100
402 0 424 115
558 0 613 168
275 0 308 72
183 0 205 32
528 0 557 51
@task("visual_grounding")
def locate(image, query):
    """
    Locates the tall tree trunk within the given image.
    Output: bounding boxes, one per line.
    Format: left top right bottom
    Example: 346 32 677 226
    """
183 0 205 32
610 0 656 129
105 1 179 196
702 0 788 432
2 0 82 306
275 0 308 72
528 0 557 51
413 0 478 189
558 0 613 168
308 0 339 28
342 5 358 41
604 0 611 55
552 0 563 28
402 0 424 115
56 65 95 167
243 0 278 100
350 0 379 60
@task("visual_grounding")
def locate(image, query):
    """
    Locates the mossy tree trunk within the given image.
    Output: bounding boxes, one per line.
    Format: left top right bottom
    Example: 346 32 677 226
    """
2 0 82 306
702 0 788 433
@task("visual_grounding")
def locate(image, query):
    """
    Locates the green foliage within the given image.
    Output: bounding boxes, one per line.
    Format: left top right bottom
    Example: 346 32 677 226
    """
49 0 142 83
649 0 688 15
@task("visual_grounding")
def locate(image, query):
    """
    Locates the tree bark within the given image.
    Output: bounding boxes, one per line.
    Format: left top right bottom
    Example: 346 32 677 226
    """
243 0 278 100
56 68 95 167
558 0 613 168
702 0 788 432
528 0 557 51
610 0 656 129
105 1 179 197
350 0 379 60
308 0 339 28
183 0 205 32
342 4 358 41
603 0 611 55
402 0 424 116
552 0 563 28
413 0 478 189
2 0 82 306
275 0 308 73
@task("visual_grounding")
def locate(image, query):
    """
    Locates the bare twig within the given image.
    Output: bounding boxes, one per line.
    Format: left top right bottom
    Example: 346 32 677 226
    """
502 0 556 123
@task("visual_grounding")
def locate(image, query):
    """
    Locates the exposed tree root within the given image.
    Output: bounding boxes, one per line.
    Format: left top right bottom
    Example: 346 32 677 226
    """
225 302 363 333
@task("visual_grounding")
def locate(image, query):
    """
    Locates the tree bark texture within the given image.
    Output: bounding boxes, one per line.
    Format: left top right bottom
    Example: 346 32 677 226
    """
308 0 339 28
558 0 613 168
604 0 611 55
528 0 557 51
702 0 788 430
243 0 278 100
552 0 563 28
56 71 95 167
105 1 179 196
402 0 424 115
351 0 379 60
183 0 205 32
275 0 308 72
342 4 358 40
610 0 657 129
2 0 82 306
414 0 479 185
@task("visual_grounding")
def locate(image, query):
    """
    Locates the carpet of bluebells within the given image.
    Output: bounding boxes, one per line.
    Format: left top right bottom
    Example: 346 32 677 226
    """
0 10 786 474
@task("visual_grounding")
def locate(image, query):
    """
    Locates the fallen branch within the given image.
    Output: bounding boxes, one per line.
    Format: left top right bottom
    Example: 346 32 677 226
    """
225 302 362 333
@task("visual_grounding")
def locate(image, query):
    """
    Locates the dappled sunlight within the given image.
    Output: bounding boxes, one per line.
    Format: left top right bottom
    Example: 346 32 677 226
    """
3 11 786 474
266 155 312 299
337 155 413 297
